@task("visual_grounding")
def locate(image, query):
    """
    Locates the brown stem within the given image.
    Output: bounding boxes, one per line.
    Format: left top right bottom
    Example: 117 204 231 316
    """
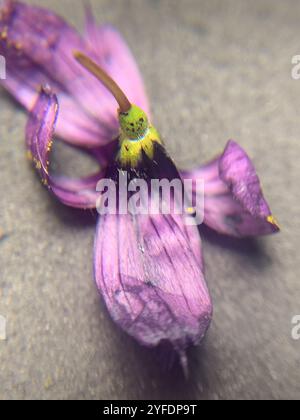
73 51 131 113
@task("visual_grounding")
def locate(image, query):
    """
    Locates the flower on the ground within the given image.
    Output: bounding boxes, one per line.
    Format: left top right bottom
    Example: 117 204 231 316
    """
0 0 279 368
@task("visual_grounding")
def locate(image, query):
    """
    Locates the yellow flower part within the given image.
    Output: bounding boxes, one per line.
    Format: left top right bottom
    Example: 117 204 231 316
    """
118 104 162 168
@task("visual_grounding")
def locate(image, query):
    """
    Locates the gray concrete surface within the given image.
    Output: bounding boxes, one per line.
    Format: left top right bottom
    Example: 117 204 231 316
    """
0 0 300 400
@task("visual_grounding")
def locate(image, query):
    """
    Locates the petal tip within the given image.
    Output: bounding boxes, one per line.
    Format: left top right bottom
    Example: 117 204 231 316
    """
267 215 280 231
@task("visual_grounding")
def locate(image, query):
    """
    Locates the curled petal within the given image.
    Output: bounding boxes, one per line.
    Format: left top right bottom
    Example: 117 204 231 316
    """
181 140 280 237
50 172 103 209
1 63 110 147
26 86 102 208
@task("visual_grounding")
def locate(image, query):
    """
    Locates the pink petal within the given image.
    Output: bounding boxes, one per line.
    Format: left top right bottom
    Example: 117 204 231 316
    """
181 140 280 237
0 0 149 147
26 86 103 208
1 64 110 147
94 144 212 361
94 211 212 357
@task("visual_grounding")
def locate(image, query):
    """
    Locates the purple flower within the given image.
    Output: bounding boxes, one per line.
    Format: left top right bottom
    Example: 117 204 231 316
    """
0 0 279 367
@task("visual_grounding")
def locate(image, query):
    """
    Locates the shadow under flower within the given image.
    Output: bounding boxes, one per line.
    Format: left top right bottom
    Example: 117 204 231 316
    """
48 198 98 229
87 293 215 399
199 224 273 271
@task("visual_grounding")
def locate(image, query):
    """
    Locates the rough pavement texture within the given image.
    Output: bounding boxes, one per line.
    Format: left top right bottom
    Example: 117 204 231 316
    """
0 0 299 400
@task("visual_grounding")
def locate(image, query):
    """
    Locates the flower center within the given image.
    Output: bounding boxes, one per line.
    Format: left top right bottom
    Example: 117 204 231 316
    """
119 105 149 140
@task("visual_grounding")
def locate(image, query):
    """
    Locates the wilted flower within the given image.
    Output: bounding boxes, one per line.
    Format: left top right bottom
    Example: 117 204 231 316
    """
0 0 279 368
